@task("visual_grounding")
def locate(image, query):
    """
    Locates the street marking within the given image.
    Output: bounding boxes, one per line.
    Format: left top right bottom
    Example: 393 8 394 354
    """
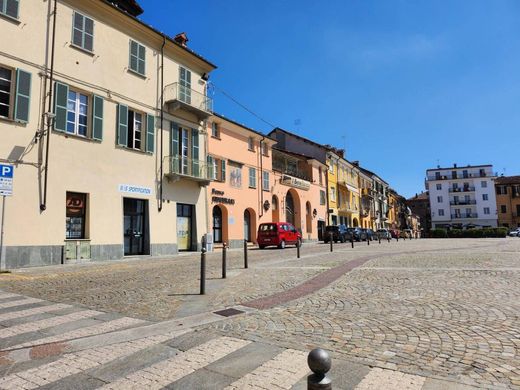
0 333 176 389
0 304 72 322
5 317 146 350
224 348 308 389
0 293 20 300
0 310 102 339
355 368 426 390
0 297 42 309
100 336 251 389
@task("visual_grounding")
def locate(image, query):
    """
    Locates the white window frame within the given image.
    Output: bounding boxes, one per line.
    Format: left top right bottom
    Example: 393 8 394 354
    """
129 39 146 76
483 207 490 215
262 171 269 191
438 209 444 216
211 122 219 138
436 183 442 190
437 196 443 203
66 89 89 137
248 137 254 151
482 194 488 201
330 186 336 202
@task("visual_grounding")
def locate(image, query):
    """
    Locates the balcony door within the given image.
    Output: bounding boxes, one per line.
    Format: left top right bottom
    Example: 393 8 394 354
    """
179 67 191 105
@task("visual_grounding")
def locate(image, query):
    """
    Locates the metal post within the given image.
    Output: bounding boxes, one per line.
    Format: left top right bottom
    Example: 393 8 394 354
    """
351 235 354 249
329 232 333 252
367 236 370 245
378 234 381 244
297 239 300 258
0 196 5 271
200 247 206 295
243 239 248 269
307 348 332 390
222 242 227 279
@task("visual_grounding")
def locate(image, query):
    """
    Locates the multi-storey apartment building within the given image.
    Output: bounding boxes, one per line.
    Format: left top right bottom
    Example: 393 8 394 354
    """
336 158 360 227
426 164 497 228
357 165 375 229
495 175 520 228
1 0 216 268
356 166 389 230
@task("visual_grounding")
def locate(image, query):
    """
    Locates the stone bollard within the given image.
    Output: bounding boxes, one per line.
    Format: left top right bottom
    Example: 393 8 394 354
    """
244 239 248 269
329 232 333 252
222 242 227 279
307 348 332 390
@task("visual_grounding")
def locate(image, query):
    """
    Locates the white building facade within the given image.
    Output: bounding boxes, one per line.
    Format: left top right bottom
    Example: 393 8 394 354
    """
426 164 498 228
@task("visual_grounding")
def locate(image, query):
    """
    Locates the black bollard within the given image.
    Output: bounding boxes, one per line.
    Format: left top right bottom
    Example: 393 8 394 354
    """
244 239 248 269
307 348 332 390
378 235 381 244
200 247 206 295
329 232 333 252
367 236 370 246
222 242 227 279
351 236 354 249
297 239 301 258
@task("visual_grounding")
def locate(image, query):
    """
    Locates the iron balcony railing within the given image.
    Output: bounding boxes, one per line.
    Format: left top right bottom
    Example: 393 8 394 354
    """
272 161 311 181
451 213 478 219
164 155 213 182
450 200 477 205
449 187 475 193
164 82 213 114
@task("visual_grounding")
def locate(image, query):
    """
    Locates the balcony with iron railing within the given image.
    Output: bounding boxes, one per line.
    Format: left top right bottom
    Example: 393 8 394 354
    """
449 187 475 193
164 155 212 185
272 161 311 182
164 82 213 120
338 202 359 214
450 200 477 206
451 213 478 219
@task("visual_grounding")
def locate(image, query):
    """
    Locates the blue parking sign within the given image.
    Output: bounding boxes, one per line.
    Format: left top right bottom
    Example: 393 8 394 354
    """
0 164 14 196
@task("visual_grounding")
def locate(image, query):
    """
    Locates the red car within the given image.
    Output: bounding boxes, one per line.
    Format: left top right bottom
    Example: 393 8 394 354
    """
257 222 302 249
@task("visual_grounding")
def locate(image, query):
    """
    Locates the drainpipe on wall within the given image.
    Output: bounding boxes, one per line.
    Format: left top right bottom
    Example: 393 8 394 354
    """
259 137 265 218
40 0 57 212
158 35 165 212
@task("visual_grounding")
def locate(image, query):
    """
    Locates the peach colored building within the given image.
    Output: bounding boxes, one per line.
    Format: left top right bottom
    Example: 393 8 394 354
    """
207 115 327 248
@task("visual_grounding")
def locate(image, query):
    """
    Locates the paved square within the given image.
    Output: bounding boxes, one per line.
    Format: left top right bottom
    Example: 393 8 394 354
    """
0 238 519 388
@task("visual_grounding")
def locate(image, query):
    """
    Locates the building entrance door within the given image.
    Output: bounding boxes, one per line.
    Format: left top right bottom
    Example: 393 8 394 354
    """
244 209 251 242
177 203 194 251
123 198 148 256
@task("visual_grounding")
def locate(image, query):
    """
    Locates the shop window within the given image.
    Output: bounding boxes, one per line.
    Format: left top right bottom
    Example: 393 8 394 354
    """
66 192 87 239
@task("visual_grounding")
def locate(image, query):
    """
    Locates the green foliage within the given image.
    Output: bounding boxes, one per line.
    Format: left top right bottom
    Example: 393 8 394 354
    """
435 227 509 238
431 228 448 238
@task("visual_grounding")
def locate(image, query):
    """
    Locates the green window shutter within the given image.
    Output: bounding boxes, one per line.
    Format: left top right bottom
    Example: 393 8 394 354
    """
145 114 155 153
129 40 138 72
117 104 128 146
91 95 103 141
170 122 179 156
221 160 226 182
138 44 145 75
54 82 69 132
191 128 199 177
14 69 31 123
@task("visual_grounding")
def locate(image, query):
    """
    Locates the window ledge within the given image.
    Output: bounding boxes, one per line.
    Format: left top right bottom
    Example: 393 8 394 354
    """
248 148 255 152
211 135 221 140
115 145 153 156
53 130 101 143
0 12 20 24
0 116 26 126
127 68 146 79
69 43 95 56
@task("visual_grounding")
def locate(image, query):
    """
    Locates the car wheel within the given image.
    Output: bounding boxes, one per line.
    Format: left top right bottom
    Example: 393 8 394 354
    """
259 245 266 249
279 240 286 249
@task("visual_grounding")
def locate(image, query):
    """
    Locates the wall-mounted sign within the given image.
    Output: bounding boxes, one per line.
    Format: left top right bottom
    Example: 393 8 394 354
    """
0 164 14 196
211 188 235 205
118 184 152 196
281 175 310 191
263 200 270 211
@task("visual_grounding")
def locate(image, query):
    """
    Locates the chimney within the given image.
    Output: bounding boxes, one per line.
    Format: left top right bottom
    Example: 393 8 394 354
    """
173 32 189 47
352 160 359 166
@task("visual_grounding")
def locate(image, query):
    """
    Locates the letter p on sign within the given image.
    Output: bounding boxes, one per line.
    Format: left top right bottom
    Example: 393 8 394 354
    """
1 166 13 178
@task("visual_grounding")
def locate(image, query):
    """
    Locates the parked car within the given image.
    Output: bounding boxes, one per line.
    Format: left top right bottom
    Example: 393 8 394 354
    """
257 222 302 249
377 228 391 239
324 225 349 243
347 227 367 241
363 228 375 241
508 228 520 237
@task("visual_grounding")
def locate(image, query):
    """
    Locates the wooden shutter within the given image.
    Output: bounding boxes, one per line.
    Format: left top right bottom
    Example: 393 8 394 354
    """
129 40 138 72
191 129 199 177
14 69 31 123
170 122 179 156
92 95 103 141
138 43 145 75
221 159 226 182
117 104 128 146
54 82 69 132
146 114 155 153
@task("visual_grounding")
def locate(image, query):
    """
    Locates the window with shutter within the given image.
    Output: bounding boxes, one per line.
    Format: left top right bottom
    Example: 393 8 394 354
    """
92 95 103 141
146 114 154 153
0 0 19 19
14 69 31 123
72 12 94 52
129 40 146 76
54 82 69 132
0 66 32 122
191 129 199 177
117 105 151 152
249 167 256 188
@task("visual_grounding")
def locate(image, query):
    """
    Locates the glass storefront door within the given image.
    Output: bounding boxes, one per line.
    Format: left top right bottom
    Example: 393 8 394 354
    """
123 198 148 256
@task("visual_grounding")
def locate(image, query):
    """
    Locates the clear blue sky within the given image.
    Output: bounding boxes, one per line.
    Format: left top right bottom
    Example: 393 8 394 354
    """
139 0 520 198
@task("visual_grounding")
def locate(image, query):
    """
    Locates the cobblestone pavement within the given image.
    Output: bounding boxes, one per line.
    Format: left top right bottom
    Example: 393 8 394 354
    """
0 238 518 389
